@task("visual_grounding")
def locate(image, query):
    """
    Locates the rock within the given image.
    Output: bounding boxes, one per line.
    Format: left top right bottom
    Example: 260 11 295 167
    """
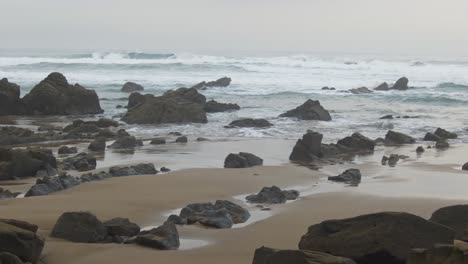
37 125 62 132
430 205 468 240
246 186 299 204
150 138 166 145
227 118 273 128
88 137 106 152
328 169 361 185
385 130 416 145
51 212 108 243
136 222 179 250
214 200 251 224
434 128 457 139
462 162 468 171
252 246 356 264
387 154 401 166
96 118 119 128
435 141 449 149
0 219 38 233
0 222 44 264
103 218 140 237
63 153 96 171
424 132 442 142
0 188 18 199
380 114 394 119
166 215 186 225
0 148 57 180
408 243 468 264
21 72 103 115
298 212 454 264
80 171 111 182
279 100 331 121
0 126 61 146
122 88 207 124
374 82 390 91
205 77 231 88
0 116 16 125
108 136 142 149
416 146 425 153
121 82 144 93
175 136 187 143
349 87 373 94
392 77 409 90
25 174 81 197
336 133 376 152
321 87 336 90
196 137 209 141
0 252 25 264
58 146 78 155
224 152 263 168
179 203 233 228
168 132 182 136
117 129 130 137
24 184 50 197
0 78 21 115
289 131 324 162
109 163 158 177
204 100 240 113
160 167 171 172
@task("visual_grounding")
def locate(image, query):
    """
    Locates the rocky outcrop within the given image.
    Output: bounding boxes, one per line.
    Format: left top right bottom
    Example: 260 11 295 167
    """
246 186 299 204
298 212 454 264
0 78 21 115
88 137 106 152
227 118 273 128
385 130 415 145
328 169 361 185
408 243 468 264
279 100 331 121
109 163 158 177
204 100 240 113
21 72 103 115
392 77 409 90
0 221 44 264
252 247 356 264
25 174 81 197
51 212 108 243
349 87 373 94
58 146 78 154
62 153 96 171
374 82 390 91
0 147 57 180
430 205 468 240
121 82 144 93
224 152 263 168
192 77 232 90
103 218 140 237
178 200 250 228
136 222 179 250
424 132 442 142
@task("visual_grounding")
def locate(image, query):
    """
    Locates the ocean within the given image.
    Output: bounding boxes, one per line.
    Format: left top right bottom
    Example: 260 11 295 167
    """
1 50 468 143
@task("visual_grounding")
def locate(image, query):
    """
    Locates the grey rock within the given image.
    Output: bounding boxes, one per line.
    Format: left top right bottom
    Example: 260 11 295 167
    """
328 169 361 185
224 152 263 168
279 99 331 121
121 82 144 93
51 212 108 243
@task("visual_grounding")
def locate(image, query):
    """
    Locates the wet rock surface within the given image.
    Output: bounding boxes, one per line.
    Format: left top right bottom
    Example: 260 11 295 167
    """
224 152 263 168
279 99 331 121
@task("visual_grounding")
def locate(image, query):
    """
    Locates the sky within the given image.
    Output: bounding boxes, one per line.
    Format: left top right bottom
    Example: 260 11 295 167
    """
1 0 467 55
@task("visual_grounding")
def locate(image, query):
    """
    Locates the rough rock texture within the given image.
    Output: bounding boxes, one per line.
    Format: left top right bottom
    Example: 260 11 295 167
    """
434 128 457 140
246 186 299 204
57 146 77 155
178 200 250 228
62 153 96 171
21 72 103 115
51 212 108 243
0 222 44 264
88 137 106 152
103 218 140 237
0 188 19 199
298 212 455 264
336 133 376 151
109 163 158 177
424 132 442 142
214 200 251 224
204 100 240 113
80 171 112 182
279 100 332 121
25 174 81 197
121 82 144 93
227 118 273 128
224 152 263 168
408 243 468 264
289 131 324 162
392 77 409 90
0 78 21 115
193 77 232 90
430 205 468 240
0 148 57 180
328 169 361 185
385 130 416 145
136 222 179 250
252 247 356 264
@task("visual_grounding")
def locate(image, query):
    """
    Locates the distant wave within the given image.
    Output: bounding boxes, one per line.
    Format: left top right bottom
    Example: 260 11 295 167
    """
436 82 468 89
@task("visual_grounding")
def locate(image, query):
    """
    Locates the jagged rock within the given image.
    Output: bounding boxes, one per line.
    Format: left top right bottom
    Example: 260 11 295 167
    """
0 222 44 264
416 146 425 153
252 247 356 264
121 82 144 93
109 163 158 177
374 82 390 91
392 77 409 90
289 131 323 162
435 141 449 149
25 174 80 197
108 136 142 149
214 200 251 224
434 128 457 139
0 147 57 180
88 137 106 152
328 169 361 185
204 100 240 113
224 152 263 168
58 146 78 155
127 92 151 109
24 184 50 197
0 78 21 115
408 243 468 264
136 222 179 250
21 72 103 115
298 212 454 264
163 87 206 104
150 138 166 145
103 218 140 237
175 136 187 143
336 133 375 151
246 186 299 204
349 87 373 94
178 200 249 228
227 118 273 128
193 77 232 90
51 212 108 243
279 100 331 121
430 205 468 240
385 130 415 145
63 153 96 171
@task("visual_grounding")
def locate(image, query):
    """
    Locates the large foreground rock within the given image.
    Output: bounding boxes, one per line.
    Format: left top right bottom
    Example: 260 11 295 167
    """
21 72 103 115
252 247 356 264
298 212 455 264
51 212 108 243
279 99 331 121
224 152 263 168
430 205 468 240
246 186 299 204
0 78 21 115
0 221 44 264
136 222 179 250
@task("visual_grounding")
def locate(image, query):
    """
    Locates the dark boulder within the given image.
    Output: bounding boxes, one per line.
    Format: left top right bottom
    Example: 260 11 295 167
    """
127 92 151 109
108 136 142 149
321 86 336 90
434 128 457 139
25 174 80 197
463 162 468 171
336 133 375 152
51 212 108 243
179 203 233 228
328 169 361 185
374 82 390 91
289 131 324 162
88 137 106 152
224 152 263 168
96 118 119 128
227 118 273 128
58 146 78 155
121 82 144 93
380 114 393 119
21 72 103 115
0 126 60 146
0 148 57 180
166 215 186 225
80 171 112 182
430 205 468 240
246 186 299 204
103 218 140 237
163 87 206 104
62 153 96 171
385 130 415 145
150 138 166 145
392 77 409 90
205 77 231 88
416 146 425 153
136 222 179 250
160 166 171 172
424 132 442 142
109 163 157 177
279 100 331 121
298 212 454 264
0 78 21 115
0 222 44 264
204 100 240 113
214 200 251 224
24 184 51 197
0 219 38 233
252 246 356 264
175 136 188 143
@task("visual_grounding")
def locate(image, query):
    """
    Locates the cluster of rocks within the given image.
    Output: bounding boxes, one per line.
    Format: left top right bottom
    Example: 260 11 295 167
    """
224 152 263 168
0 126 63 146
374 77 410 91
25 173 81 197
246 186 299 204
424 127 457 149
62 152 97 171
328 169 361 185
167 200 250 229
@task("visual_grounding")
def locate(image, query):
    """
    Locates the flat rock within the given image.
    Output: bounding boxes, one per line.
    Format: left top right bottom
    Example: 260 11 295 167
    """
385 130 415 145
204 100 240 113
227 118 273 128
224 152 263 168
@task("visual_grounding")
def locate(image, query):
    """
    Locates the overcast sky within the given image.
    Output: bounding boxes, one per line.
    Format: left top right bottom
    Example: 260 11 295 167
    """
1 0 467 55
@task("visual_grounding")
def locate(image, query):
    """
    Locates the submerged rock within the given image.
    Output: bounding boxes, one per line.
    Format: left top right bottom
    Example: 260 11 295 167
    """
349 87 373 94
252 246 356 264
435 140 449 149
108 136 142 149
51 212 108 243
224 152 263 168
193 77 232 90
328 169 361 185
121 81 144 93
227 118 273 128
175 136 187 143
150 138 166 145
392 77 409 90
279 99 331 121
374 82 390 91
246 186 299 204
416 146 425 153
